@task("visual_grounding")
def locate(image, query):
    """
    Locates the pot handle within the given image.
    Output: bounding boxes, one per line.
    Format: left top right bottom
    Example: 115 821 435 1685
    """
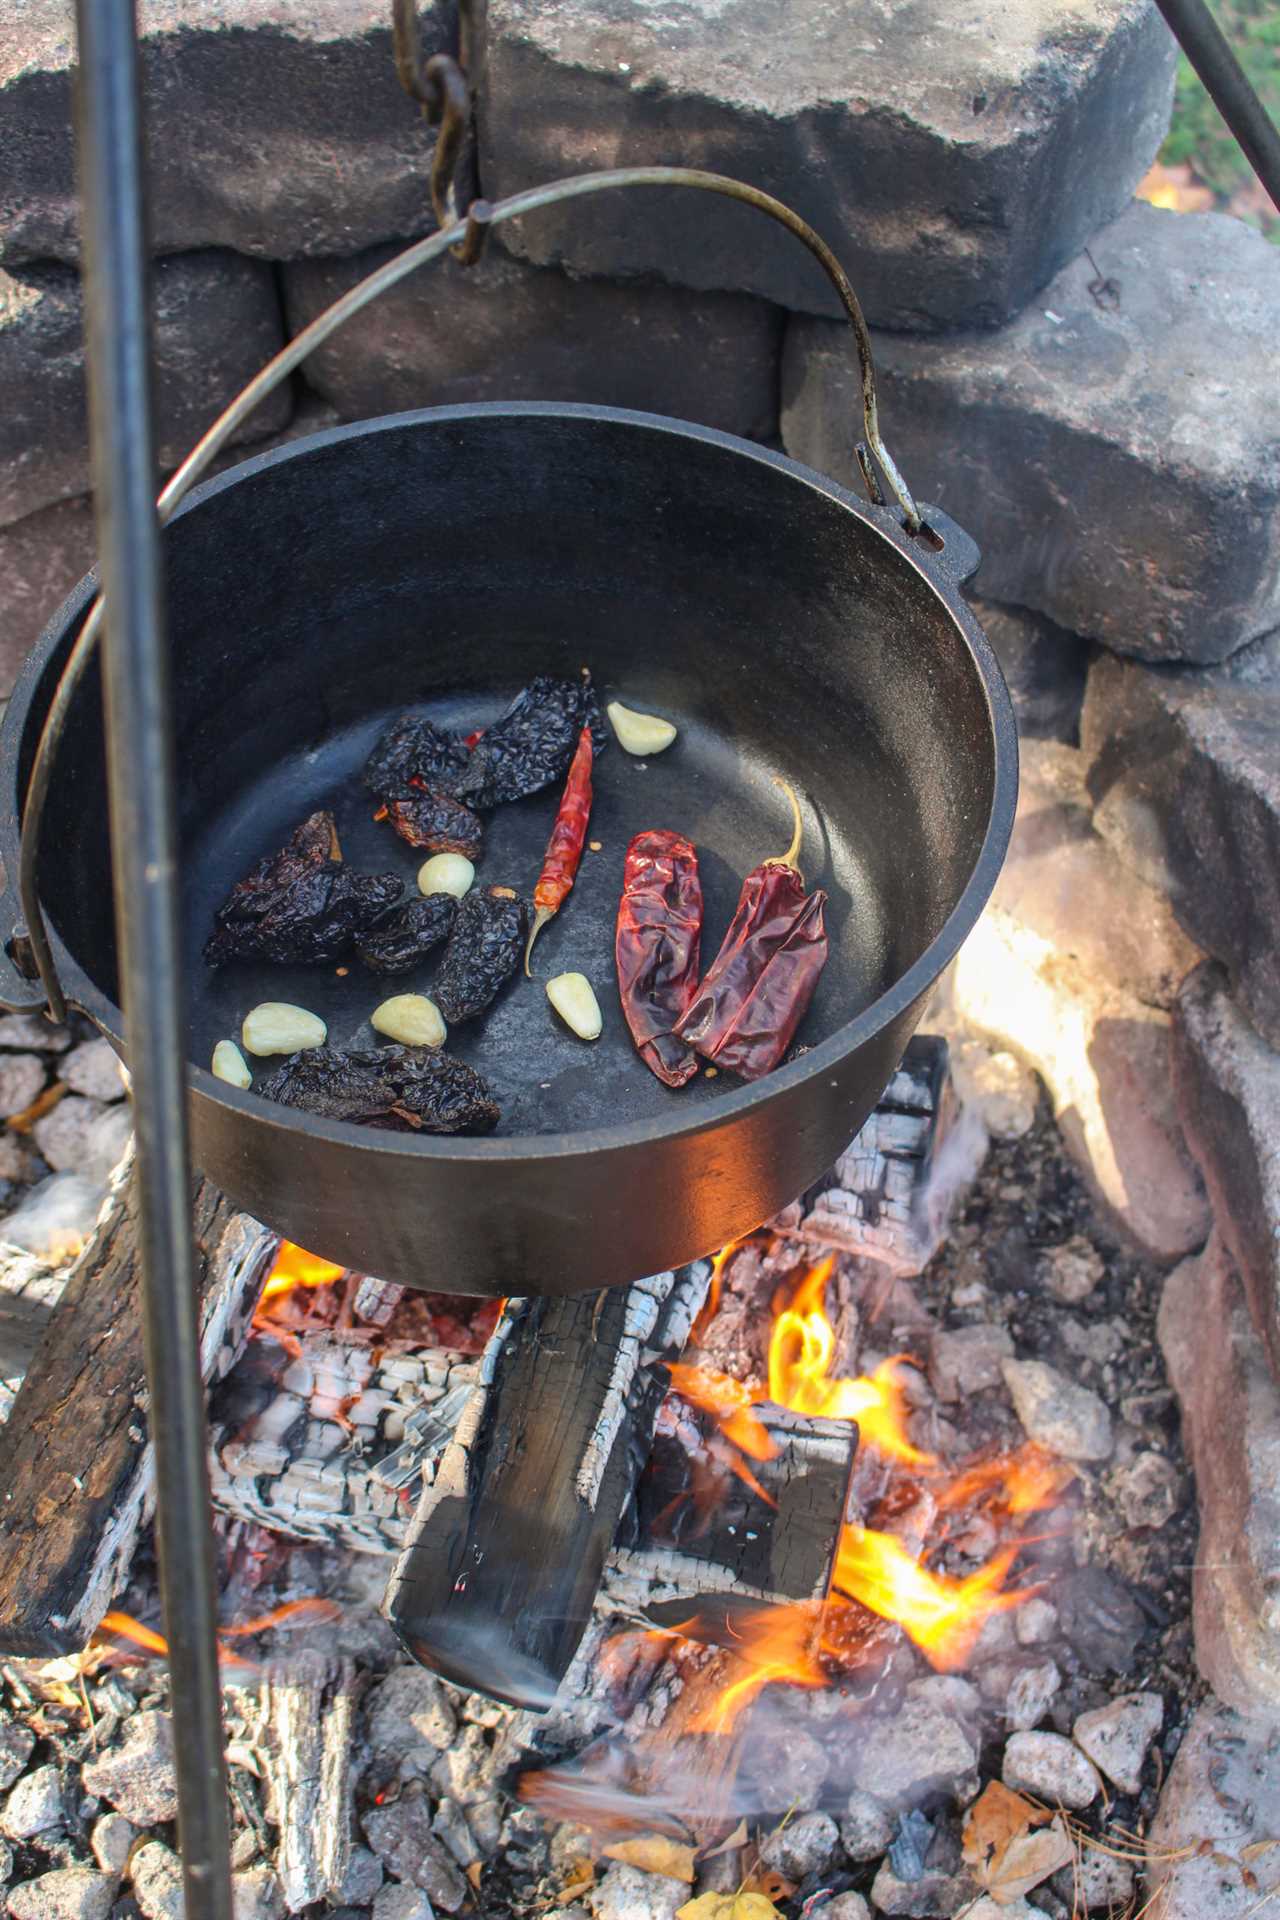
15 165 937 1024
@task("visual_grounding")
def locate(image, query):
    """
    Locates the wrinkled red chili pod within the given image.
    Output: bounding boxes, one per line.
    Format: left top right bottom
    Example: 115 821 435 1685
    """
525 726 593 975
616 829 704 1088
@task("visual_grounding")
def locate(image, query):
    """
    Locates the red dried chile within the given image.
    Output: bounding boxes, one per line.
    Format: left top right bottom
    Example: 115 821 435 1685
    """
616 830 704 1088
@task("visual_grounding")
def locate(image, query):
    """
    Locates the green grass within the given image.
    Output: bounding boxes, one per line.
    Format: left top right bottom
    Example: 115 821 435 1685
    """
1159 0 1280 198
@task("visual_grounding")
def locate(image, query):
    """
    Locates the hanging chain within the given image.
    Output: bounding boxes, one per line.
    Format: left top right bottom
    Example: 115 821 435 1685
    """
391 0 487 258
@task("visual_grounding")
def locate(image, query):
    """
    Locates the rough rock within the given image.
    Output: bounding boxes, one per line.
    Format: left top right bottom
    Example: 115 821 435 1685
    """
88 1814 134 1877
0 1018 69 1052
338 1849 384 1906
370 1888 433 1920
231 1868 283 1920
739 1723 829 1813
1159 1235 1280 1709
847 1702 977 1811
1146 1698 1280 1918
362 1798 467 1914
0 251 290 529
588 1864 686 1920
32 1097 106 1175
1041 1237 1104 1305
1052 1849 1135 1912
929 1325 1014 1401
1005 1660 1062 1732
0 0 452 265
957 1903 1041 1920
758 1810 838 1880
6 1871 115 1920
1085 636 1280 1049
784 203 1280 663
129 1844 182 1920
1 1768 62 1842
949 1041 1039 1141
813 1899 869 1920
478 0 1173 330
426 1726 491 1810
1110 1449 1180 1530
967 599 1088 744
1015 1599 1058 1648
1002 1731 1101 1809
1001 1360 1113 1462
868 1861 980 1917
1172 964 1280 1375
81 1108 133 1185
365 1667 457 1774
906 1676 981 1722
81 1712 178 1828
1072 1692 1163 1793
0 1174 106 1259
0 1723 34 1794
285 243 781 442
0 1056 47 1119
840 1790 895 1863
58 1040 124 1104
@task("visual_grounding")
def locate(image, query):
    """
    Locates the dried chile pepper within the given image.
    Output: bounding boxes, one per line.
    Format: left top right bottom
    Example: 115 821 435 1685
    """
616 830 704 1088
204 810 403 967
433 884 529 1024
454 674 608 810
385 787 484 860
524 726 593 975
675 783 828 1081
256 1043 500 1134
364 713 470 798
355 894 458 974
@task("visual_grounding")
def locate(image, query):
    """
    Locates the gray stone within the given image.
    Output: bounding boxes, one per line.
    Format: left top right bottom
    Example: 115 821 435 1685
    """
1015 1599 1059 1648
32 1097 106 1174
1060 1317 1124 1367
88 1814 134 1877
371 1888 434 1920
839 1789 894 1863
6 1870 115 1920
0 1722 34 1794
1052 1848 1134 1912
1006 1660 1062 1732
430 1801 476 1870
783 203 1280 663
814 1900 869 1920
928 1324 1014 1401
81 1106 133 1184
0 1 451 266
1086 640 1280 1051
425 1725 490 1809
231 1867 283 1920
847 1701 976 1812
478 0 1173 331
285 243 781 443
1041 1238 1105 1305
1001 1360 1113 1462
0 1174 106 1259
58 1041 124 1104
0 252 289 529
1072 1692 1163 1794
362 1797 467 1913
1172 965 1280 1376
337 1847 384 1906
0 1018 69 1053
0 1056 47 1119
1146 1699 1280 1918
740 1725 829 1814
1109 1450 1181 1530
81 1712 178 1828
967 599 1088 745
1003 1731 1101 1810
758 1810 838 1880
129 1843 182 1920
905 1675 981 1722
868 1861 980 1917
588 1864 686 1920
1 1768 62 1842
365 1666 457 1773
0 1840 10 1889
956 1903 1041 1920
1160 1234 1280 1708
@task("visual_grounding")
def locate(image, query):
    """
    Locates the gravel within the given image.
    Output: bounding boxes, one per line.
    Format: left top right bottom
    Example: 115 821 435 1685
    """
758 1810 839 1879
88 1813 134 1875
5 1869 116 1920
81 1713 177 1827
1072 1692 1164 1793
1 1767 63 1841
1003 1732 1102 1809
0 1057 48 1120
1000 1359 1114 1461
58 1041 124 1103
588 1864 686 1920
129 1843 183 1920
840 1790 895 1862
362 1796 467 1913
847 1702 977 1811
0 1724 35 1794
371 1888 435 1920
365 1669 457 1775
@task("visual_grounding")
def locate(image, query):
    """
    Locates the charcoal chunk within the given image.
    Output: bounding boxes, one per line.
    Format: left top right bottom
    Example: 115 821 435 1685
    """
433 886 528 1024
256 1044 500 1135
205 810 403 966
356 896 458 975
386 791 484 859
364 715 470 798
454 676 606 810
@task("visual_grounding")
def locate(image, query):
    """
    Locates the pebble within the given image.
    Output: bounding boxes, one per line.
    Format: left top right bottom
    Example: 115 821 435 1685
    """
951 1041 1039 1139
58 1041 124 1104
0 1019 70 1053
0 1135 36 1186
840 1789 895 1862
81 1712 178 1827
371 1888 435 1920
362 1796 468 1913
1052 1849 1135 1910
848 1702 977 1811
1003 1731 1101 1809
959 1901 1042 1920
31 1097 107 1173
1015 1598 1059 1647
1006 1660 1062 1731
2 1767 63 1842
1109 1451 1181 1529
0 1056 48 1119
6 1869 116 1920
740 1726 829 1813
928 1324 1014 1401
589 1863 687 1920
338 1848 384 1905
758 1810 839 1879
431 1800 477 1869
427 1725 492 1809
129 1843 183 1920
88 1813 134 1876
365 1668 458 1773
906 1675 981 1720
1061 1318 1124 1366
1041 1236 1105 1303
80 1105 133 1183
816 1899 870 1920
231 1866 283 1920
0 1840 10 1888
1072 1692 1164 1794
869 1861 980 1916
0 1174 105 1259
0 1723 35 1794
1000 1359 1113 1461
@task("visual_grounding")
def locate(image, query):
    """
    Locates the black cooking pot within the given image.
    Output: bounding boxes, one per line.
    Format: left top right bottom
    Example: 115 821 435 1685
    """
0 403 1016 1293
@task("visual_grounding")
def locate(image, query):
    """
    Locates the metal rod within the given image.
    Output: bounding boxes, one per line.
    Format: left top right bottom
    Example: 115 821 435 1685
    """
70 4 233 1917
1154 0 1280 211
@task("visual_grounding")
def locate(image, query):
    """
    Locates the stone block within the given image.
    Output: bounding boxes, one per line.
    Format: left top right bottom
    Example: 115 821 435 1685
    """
1172 965 1280 1384
966 599 1088 744
0 251 290 529
476 0 1174 331
1159 1234 1280 1710
1146 1698 1280 1919
1083 636 1280 1048
284 243 781 440
0 0 451 266
782 203 1280 663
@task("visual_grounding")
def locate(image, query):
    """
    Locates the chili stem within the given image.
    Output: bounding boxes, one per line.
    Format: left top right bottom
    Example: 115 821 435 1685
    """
524 905 555 977
771 778 804 872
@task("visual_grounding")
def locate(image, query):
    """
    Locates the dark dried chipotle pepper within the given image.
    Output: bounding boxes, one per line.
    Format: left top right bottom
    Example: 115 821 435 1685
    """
204 810 402 967
675 784 828 1081
454 675 607 810
364 714 470 798
433 885 528 1024
355 894 458 974
256 1043 499 1134
616 830 704 1088
385 788 484 860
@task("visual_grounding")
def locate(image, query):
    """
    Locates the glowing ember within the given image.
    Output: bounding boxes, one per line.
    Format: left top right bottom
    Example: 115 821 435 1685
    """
258 1240 345 1307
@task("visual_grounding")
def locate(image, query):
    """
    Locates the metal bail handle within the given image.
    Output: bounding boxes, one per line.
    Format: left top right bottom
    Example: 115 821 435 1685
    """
12 166 926 1026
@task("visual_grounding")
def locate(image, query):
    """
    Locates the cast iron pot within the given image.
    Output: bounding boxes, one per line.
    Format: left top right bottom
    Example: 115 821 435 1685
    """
0 404 1017 1295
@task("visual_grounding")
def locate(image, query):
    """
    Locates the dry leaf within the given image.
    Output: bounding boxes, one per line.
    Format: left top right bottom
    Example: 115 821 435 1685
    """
605 1835 697 1882
676 1896 782 1920
1241 1840 1280 1862
743 1869 793 1902
963 1781 1074 1903
465 1863 483 1892
702 1818 749 1862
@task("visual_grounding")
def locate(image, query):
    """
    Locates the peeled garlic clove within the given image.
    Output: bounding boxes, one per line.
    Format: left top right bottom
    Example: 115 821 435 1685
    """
370 993 447 1049
546 971 603 1041
242 1002 328 1057
418 853 474 899
607 700 677 756
211 1039 252 1088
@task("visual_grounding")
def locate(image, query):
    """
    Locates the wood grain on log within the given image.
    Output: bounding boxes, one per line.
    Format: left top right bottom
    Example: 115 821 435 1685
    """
246 1650 356 1913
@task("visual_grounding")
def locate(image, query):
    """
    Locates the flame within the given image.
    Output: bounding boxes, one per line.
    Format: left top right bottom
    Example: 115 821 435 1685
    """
666 1362 775 1463
690 1240 738 1345
93 1598 342 1675
831 1532 1028 1671
258 1241 345 1307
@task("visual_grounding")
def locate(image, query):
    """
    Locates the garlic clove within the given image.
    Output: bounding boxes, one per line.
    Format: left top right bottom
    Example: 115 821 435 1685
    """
607 700 677 757
211 1039 253 1088
241 1002 328 1057
546 971 603 1041
418 853 475 899
370 993 447 1049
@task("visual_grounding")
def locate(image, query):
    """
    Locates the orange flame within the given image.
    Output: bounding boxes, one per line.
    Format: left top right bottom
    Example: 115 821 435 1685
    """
258 1241 345 1307
831 1532 1028 1671
93 1598 343 1673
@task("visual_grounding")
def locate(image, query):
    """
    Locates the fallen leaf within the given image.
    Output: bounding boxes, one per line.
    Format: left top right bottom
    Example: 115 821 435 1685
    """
676 1896 782 1920
605 1835 697 1882
1242 1840 1280 1862
701 1818 749 1862
963 1781 1073 1902
743 1869 793 1902
465 1863 483 1892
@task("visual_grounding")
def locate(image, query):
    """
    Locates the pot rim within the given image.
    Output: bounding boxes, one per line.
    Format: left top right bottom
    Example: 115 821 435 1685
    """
8 400 1019 1166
